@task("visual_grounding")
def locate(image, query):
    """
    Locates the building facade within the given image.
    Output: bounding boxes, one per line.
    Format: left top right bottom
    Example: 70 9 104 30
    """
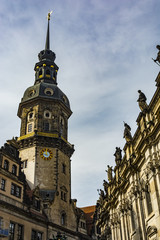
0 14 91 240
95 71 160 240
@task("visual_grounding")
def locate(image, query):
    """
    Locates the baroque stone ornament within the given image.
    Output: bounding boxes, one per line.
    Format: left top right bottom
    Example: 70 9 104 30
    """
137 90 148 112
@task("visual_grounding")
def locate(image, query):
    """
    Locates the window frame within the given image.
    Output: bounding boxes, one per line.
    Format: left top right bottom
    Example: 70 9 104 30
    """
9 222 15 240
1 178 6 191
11 183 21 198
12 164 17 175
4 160 9 171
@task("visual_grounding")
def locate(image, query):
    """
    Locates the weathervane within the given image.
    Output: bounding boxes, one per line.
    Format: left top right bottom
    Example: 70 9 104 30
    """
47 10 53 21
152 45 160 66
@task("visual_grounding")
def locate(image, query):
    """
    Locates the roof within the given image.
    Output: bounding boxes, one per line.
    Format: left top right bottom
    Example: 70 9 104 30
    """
81 206 96 236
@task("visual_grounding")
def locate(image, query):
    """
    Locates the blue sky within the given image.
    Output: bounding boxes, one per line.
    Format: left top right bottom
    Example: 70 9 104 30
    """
0 0 160 207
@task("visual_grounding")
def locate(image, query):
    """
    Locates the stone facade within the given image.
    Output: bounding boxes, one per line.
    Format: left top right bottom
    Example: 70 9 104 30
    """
95 73 160 240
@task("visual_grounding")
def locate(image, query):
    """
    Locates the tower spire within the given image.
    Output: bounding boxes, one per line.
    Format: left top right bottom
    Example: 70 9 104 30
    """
45 11 53 50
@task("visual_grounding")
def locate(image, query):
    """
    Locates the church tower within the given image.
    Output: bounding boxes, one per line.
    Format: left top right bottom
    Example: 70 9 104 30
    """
17 13 77 230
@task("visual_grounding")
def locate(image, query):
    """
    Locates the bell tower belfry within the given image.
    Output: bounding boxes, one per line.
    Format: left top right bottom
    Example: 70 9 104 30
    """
17 13 75 225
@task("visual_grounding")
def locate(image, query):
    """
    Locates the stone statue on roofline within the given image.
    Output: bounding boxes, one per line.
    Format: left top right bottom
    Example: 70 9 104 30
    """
123 122 132 143
114 147 122 165
137 90 148 112
152 45 160 66
106 165 113 183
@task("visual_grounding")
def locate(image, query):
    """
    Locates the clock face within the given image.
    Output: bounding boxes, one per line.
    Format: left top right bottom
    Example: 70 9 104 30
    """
40 148 53 160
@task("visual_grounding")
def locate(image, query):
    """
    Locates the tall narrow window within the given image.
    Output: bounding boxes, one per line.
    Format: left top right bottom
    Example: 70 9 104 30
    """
62 163 66 174
22 160 28 169
28 123 33 133
146 187 153 215
61 212 66 225
44 122 50 131
9 222 15 240
17 224 23 240
31 230 36 240
4 160 9 171
12 164 17 175
46 69 50 77
39 69 42 77
1 178 6 191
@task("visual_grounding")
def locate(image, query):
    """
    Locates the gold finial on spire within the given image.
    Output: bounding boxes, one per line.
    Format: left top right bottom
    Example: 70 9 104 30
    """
47 11 53 21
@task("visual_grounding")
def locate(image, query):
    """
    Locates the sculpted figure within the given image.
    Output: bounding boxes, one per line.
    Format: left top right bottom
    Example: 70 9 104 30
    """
114 147 122 163
107 165 113 183
153 45 160 64
137 90 148 112
123 122 132 142
103 180 108 193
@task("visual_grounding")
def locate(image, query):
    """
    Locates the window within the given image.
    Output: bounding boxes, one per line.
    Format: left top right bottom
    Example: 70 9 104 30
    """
46 69 50 77
28 112 34 120
22 160 28 169
31 230 42 240
1 178 6 191
80 221 86 229
4 160 9 171
28 123 33 133
44 88 53 96
11 183 21 198
61 191 67 202
17 224 23 240
39 69 42 77
12 164 17 175
61 212 66 225
146 188 153 215
44 110 51 118
33 199 40 211
31 230 36 240
9 222 15 240
44 122 50 131
62 163 66 174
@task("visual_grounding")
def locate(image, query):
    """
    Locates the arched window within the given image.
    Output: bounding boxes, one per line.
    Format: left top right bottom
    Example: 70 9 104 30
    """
61 212 66 225
39 69 42 77
12 165 17 175
4 160 9 171
46 69 50 77
28 112 34 121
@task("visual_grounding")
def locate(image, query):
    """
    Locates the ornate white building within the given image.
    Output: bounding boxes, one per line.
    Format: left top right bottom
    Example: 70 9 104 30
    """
95 69 160 239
